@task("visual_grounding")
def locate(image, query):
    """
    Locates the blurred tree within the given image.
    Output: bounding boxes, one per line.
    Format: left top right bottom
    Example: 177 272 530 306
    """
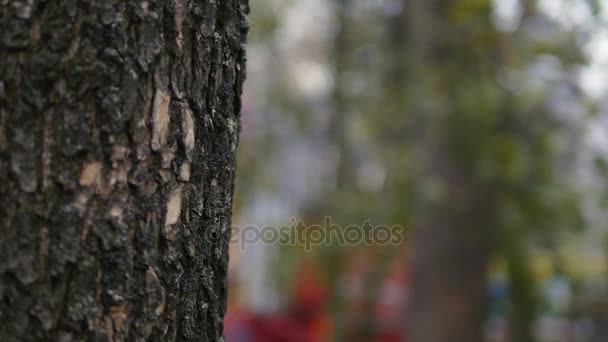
405 2 501 341
404 1 584 342
0 0 248 340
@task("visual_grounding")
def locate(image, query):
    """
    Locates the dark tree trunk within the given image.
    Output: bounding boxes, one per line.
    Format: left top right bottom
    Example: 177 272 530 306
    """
406 0 498 341
0 0 248 340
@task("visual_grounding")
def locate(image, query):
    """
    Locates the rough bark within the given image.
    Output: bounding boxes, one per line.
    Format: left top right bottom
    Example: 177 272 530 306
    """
0 0 248 340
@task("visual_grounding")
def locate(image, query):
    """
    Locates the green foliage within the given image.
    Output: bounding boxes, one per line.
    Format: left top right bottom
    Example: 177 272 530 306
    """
478 133 531 183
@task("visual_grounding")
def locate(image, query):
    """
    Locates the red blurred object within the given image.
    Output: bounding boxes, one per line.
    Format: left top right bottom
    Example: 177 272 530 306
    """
225 255 410 342
251 314 315 342
225 258 330 342
292 259 327 317
225 307 254 342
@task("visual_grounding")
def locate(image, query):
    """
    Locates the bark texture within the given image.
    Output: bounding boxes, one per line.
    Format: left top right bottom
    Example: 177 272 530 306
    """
0 0 248 340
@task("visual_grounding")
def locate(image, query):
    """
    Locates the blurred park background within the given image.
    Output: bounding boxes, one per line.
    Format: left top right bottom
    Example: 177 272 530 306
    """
225 0 608 341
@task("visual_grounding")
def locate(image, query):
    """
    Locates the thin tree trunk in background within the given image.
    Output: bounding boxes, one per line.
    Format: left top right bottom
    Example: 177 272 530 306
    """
406 0 498 341
0 0 248 340
326 0 349 340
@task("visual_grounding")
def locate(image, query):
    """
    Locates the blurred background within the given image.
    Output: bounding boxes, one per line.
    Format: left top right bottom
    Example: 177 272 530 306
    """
225 0 608 341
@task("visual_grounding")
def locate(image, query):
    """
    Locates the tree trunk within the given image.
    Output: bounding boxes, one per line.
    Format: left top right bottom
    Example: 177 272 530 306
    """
406 1 499 341
0 0 248 340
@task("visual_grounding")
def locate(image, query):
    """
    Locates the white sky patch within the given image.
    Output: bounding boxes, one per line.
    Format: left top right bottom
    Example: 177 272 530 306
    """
357 160 386 193
602 1 608 22
538 0 593 29
588 116 608 155
579 64 608 100
272 0 334 100
289 60 333 99
276 0 331 54
585 29 608 64
580 27 608 100
492 0 523 31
